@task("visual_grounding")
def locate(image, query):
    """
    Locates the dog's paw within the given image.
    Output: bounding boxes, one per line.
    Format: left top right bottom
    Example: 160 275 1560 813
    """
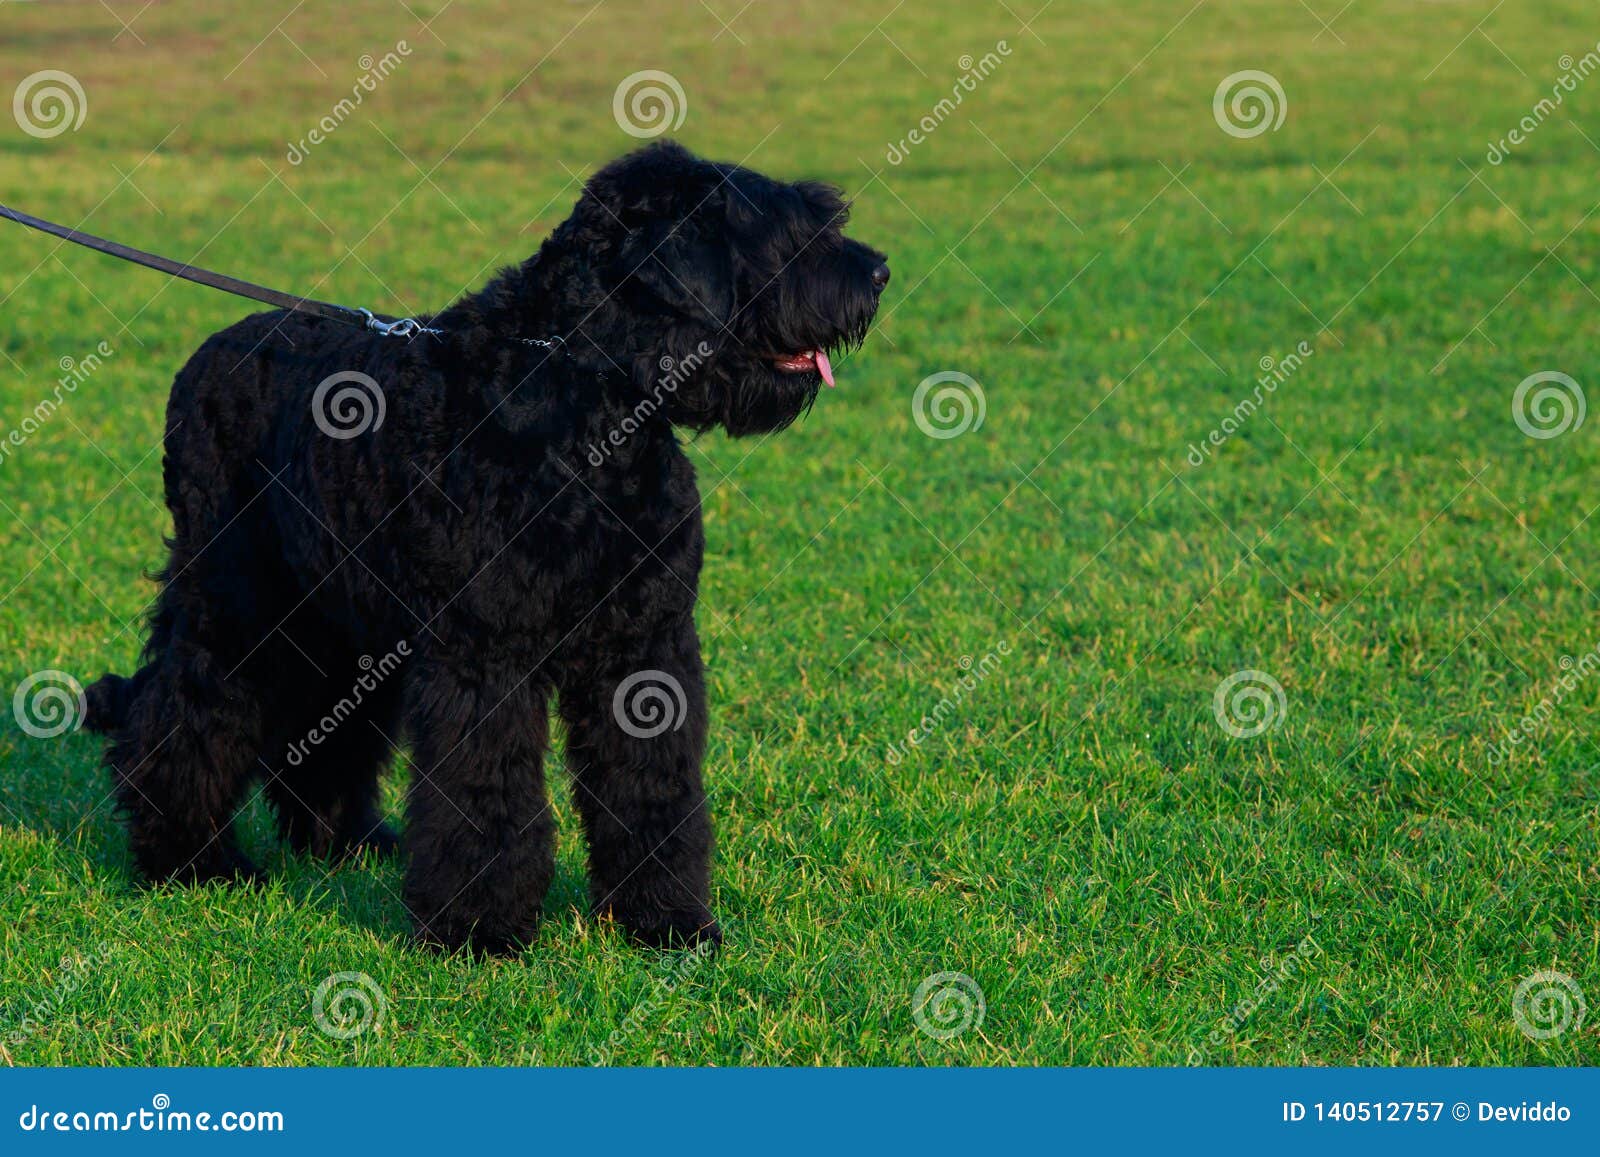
609 907 723 952
342 822 400 861
163 844 265 889
414 912 539 960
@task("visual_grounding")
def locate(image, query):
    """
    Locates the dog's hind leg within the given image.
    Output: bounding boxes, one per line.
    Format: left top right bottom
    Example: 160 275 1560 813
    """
556 615 720 950
401 652 555 956
104 460 295 883
104 594 274 886
261 644 404 861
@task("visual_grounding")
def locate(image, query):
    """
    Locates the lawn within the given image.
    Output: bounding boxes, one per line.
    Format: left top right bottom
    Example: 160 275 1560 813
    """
1 0 1598 1066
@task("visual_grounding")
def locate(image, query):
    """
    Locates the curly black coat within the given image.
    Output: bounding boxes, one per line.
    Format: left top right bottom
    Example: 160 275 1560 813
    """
85 141 889 955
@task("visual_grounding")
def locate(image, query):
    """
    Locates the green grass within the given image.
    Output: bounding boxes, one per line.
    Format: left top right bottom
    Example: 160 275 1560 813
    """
2 0 1599 1066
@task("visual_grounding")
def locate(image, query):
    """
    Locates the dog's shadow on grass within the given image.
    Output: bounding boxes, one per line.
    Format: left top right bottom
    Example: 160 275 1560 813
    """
260 765 595 947
3 730 593 948
0 727 131 877
268 827 594 949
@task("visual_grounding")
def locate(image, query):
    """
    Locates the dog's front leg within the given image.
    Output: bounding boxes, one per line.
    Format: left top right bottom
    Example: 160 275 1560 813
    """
558 615 720 949
402 655 556 957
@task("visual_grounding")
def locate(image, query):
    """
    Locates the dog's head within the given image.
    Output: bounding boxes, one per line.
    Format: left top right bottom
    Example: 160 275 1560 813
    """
562 140 889 436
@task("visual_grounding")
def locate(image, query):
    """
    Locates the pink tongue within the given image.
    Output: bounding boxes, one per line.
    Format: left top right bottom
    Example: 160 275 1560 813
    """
813 348 835 388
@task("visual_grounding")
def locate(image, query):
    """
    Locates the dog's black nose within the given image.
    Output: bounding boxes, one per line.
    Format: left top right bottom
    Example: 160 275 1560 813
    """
871 263 890 292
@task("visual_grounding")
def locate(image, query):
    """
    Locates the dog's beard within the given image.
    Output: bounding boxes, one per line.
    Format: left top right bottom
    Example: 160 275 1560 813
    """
700 272 880 436
720 361 824 436
647 344 821 437
669 318 875 437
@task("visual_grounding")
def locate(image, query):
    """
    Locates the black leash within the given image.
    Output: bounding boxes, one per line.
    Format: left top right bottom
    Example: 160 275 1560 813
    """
0 202 563 349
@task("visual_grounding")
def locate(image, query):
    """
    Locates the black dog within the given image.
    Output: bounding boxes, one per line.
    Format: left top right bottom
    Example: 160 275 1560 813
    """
84 140 888 955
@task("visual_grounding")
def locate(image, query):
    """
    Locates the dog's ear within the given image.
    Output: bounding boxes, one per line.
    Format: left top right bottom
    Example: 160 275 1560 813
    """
582 141 734 324
619 222 734 327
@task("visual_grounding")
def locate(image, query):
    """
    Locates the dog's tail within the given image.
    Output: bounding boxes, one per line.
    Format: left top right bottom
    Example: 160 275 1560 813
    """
82 669 146 734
